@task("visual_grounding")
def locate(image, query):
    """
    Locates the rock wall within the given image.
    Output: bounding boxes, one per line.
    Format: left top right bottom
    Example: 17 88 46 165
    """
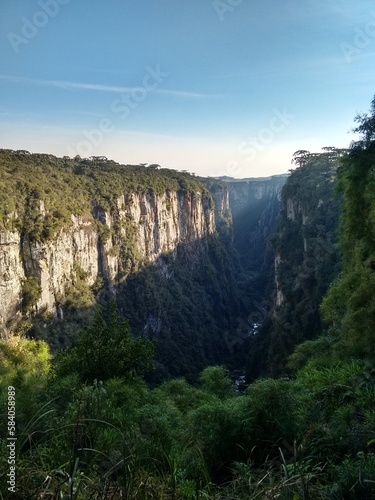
261 157 341 376
0 231 24 327
225 175 287 218
222 175 287 290
0 188 226 331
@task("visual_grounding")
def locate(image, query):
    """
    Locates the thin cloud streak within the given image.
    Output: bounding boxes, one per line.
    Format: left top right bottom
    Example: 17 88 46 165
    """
0 75 221 99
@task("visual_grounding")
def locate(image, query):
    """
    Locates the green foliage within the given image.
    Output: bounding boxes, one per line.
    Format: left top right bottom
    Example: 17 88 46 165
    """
184 398 238 479
1 349 374 498
0 149 211 239
330 453 375 499
116 236 242 383
258 150 342 377
322 97 375 359
154 378 209 413
322 266 375 358
294 360 375 458
286 335 334 372
199 365 234 399
243 378 297 448
53 303 154 383
0 149 241 383
63 262 96 310
0 334 51 387
21 276 42 312
0 336 53 494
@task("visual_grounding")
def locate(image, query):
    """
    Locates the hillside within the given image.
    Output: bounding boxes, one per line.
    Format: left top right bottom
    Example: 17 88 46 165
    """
253 149 344 377
0 150 242 381
0 150 290 381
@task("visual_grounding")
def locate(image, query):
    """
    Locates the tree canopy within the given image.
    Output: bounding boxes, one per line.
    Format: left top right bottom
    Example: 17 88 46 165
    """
53 302 154 382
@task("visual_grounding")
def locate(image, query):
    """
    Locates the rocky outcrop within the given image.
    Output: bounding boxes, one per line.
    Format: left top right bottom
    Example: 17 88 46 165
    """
125 190 215 257
224 175 287 217
0 231 24 327
274 254 285 308
0 189 225 331
260 156 341 376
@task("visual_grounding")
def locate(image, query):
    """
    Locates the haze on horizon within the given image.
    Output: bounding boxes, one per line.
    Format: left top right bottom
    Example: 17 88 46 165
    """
0 0 374 178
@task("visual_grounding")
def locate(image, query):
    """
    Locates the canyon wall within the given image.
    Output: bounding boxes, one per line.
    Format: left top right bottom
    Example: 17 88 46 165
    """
0 164 227 333
246 155 342 378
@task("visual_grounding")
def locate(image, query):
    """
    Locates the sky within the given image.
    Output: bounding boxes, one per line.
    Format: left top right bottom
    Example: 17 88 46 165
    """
0 0 375 178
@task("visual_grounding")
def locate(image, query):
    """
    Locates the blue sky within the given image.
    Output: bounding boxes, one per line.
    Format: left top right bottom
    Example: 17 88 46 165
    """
0 0 375 177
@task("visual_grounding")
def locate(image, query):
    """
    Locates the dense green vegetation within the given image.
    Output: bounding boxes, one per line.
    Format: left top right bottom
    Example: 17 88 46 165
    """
321 102 375 360
0 150 211 239
0 149 242 382
54 301 154 383
1 313 374 498
246 149 344 379
1 98 375 498
115 238 241 383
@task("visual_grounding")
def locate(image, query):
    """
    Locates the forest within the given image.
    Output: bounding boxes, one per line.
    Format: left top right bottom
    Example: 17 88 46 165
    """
1 97 375 498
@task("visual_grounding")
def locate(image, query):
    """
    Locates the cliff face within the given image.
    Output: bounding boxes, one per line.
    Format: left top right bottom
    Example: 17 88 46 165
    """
0 188 223 330
223 175 287 301
225 175 287 219
0 231 24 327
254 154 342 377
225 176 287 256
117 190 215 257
0 149 233 336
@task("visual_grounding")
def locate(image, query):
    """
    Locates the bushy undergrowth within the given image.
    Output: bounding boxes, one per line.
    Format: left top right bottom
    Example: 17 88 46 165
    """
1 328 374 499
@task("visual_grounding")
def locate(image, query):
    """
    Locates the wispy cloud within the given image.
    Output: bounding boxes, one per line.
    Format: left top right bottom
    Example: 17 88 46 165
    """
0 75 219 99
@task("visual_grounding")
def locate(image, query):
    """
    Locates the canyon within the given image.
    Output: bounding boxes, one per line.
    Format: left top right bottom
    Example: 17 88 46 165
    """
0 149 340 380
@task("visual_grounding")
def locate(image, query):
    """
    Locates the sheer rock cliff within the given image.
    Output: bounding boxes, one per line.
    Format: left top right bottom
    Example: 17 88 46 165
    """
0 187 224 331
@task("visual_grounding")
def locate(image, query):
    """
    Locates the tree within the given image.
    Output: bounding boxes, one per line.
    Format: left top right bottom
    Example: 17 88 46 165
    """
0 335 51 387
352 95 375 145
53 302 154 382
291 150 311 168
322 95 375 358
199 365 233 399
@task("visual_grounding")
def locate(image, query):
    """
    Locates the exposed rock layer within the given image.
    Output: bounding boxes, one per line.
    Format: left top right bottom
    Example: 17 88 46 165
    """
0 189 222 329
